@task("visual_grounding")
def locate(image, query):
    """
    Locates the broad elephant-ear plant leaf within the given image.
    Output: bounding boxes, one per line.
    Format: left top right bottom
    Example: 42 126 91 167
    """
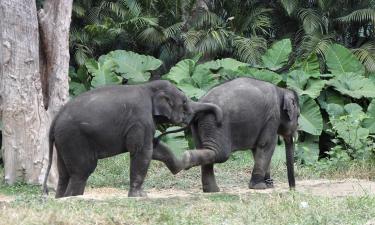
326 103 370 150
363 99 375 134
327 72 375 99
324 43 365 74
235 67 282 84
292 53 321 77
85 57 121 88
107 50 162 84
287 70 326 99
261 38 292 70
298 96 323 136
164 59 197 84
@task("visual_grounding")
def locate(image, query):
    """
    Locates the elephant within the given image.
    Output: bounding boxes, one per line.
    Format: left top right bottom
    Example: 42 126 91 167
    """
42 80 222 198
155 77 300 192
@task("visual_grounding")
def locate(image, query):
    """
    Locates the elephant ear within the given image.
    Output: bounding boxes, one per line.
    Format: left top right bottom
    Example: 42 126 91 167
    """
283 93 299 121
152 91 172 120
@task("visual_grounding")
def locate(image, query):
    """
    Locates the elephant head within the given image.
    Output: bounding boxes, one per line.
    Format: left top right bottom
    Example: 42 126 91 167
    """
278 89 300 189
150 80 222 125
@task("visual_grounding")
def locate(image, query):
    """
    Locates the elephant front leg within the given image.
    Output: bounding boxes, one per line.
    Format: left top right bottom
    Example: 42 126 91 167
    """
201 164 220 192
152 141 185 174
249 134 277 190
128 148 152 197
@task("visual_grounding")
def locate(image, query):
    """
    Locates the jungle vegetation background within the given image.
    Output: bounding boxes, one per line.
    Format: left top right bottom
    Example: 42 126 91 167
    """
0 0 374 224
65 0 375 167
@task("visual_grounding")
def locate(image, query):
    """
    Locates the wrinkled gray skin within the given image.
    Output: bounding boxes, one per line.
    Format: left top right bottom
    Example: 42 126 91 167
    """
158 77 300 191
42 80 222 198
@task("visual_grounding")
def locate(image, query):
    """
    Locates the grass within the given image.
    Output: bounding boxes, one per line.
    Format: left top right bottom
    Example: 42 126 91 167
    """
0 145 375 224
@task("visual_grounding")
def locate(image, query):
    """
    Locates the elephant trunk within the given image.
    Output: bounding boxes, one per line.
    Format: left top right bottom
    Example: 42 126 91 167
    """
284 136 296 189
188 101 223 124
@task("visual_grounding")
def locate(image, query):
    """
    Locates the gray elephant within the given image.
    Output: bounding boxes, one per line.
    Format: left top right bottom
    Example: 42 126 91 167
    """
156 77 299 191
42 80 222 198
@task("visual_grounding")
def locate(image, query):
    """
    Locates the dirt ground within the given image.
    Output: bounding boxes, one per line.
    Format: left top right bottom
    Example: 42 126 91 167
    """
1 179 374 202
76 179 375 200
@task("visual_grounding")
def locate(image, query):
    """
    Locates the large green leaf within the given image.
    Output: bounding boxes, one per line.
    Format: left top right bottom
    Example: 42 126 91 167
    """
107 50 162 84
292 53 320 77
327 103 369 149
85 58 121 88
261 39 292 70
298 97 323 135
325 44 365 74
198 58 248 71
327 72 375 98
363 99 375 134
237 67 282 84
178 79 206 99
165 59 196 84
69 81 87 96
287 70 326 99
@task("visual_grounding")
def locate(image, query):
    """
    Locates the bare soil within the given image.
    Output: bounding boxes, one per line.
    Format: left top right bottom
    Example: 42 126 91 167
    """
74 179 375 200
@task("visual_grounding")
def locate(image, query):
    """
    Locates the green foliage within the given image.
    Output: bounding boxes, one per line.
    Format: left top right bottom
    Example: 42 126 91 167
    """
85 57 122 88
236 67 282 85
107 50 162 83
363 99 375 134
261 39 292 70
327 72 375 99
298 97 323 135
326 103 373 158
287 70 326 99
325 44 366 74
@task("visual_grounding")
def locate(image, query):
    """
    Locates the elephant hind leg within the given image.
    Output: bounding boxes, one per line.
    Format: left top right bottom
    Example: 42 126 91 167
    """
55 154 69 198
64 174 91 197
201 164 220 192
249 122 278 190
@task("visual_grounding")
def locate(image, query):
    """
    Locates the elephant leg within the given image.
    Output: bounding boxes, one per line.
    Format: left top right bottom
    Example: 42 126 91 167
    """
152 142 184 174
127 127 153 197
249 124 277 190
128 148 152 197
201 164 220 192
55 154 69 198
264 165 274 188
64 174 90 197
181 149 218 170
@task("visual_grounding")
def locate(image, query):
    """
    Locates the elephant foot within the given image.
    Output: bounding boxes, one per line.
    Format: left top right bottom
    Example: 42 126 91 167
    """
249 182 267 189
181 151 193 170
128 189 147 197
203 185 220 193
249 174 268 189
265 178 274 188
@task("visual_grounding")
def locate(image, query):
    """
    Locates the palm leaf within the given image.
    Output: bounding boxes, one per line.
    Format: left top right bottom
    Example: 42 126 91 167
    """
336 8 375 24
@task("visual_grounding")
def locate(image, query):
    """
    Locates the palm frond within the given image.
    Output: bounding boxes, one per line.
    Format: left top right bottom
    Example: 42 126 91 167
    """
243 7 273 35
120 0 142 17
138 26 166 46
232 35 267 65
192 10 225 29
72 3 86 17
299 33 334 58
353 41 375 73
163 22 184 39
336 8 375 24
280 0 299 15
298 8 326 34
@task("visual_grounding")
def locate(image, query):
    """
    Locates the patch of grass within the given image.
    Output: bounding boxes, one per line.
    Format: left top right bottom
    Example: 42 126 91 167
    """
0 192 375 224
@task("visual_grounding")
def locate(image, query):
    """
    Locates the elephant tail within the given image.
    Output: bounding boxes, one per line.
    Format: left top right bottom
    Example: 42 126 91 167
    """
284 136 296 189
190 101 223 125
42 117 56 196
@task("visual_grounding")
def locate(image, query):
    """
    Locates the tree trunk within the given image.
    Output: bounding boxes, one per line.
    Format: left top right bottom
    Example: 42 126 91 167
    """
0 0 71 187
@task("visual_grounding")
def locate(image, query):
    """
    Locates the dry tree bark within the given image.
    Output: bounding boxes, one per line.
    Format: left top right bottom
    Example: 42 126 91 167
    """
0 0 72 187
